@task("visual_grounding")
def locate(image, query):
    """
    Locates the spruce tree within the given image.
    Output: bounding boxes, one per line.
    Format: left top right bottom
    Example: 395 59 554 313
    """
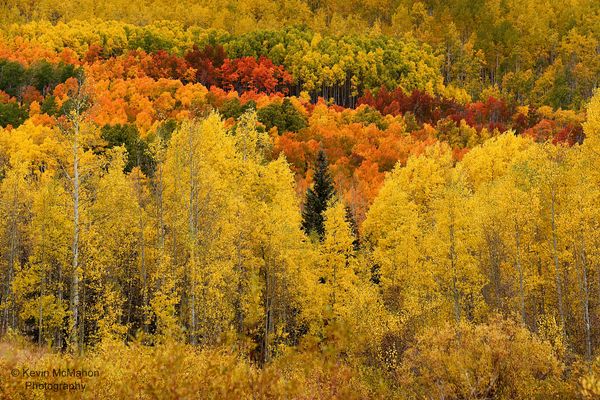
301 150 334 240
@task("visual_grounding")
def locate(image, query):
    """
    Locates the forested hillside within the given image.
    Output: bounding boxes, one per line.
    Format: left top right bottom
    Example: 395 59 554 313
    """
0 1 599 399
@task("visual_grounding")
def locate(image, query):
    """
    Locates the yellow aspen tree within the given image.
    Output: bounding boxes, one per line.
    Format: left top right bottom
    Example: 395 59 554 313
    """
361 164 428 355
461 133 544 322
252 155 306 365
319 199 385 355
364 144 455 329
0 162 31 336
363 185 421 313
560 98 600 358
583 89 600 152
427 169 486 324
228 111 272 348
129 166 154 337
578 91 600 358
13 171 70 347
87 147 139 343
500 165 541 325
57 77 105 353
148 136 181 341
539 143 570 343
563 151 597 359
163 122 193 342
320 199 356 323
164 115 238 345
64 94 84 353
460 133 535 192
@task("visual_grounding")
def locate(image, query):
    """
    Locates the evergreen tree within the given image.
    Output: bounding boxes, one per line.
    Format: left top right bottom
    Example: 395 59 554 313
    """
301 150 334 240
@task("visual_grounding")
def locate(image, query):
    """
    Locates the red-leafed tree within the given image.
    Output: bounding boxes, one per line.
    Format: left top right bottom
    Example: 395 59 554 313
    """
524 119 584 145
553 124 585 145
184 44 226 87
219 56 293 95
461 97 513 132
141 50 192 81
523 119 557 143
358 87 460 125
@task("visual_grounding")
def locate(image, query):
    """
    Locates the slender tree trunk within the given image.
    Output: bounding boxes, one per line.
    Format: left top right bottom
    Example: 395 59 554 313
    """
449 211 460 324
579 230 592 360
486 228 502 310
70 117 81 353
3 237 14 334
234 221 245 334
263 265 271 365
332 261 337 312
38 209 47 346
56 259 63 350
38 250 46 346
135 177 148 334
536 254 544 328
80 262 86 353
550 187 566 340
38 275 44 345
515 220 525 324
158 166 165 253
188 126 197 345
5 175 20 332
171 153 181 316
261 246 271 366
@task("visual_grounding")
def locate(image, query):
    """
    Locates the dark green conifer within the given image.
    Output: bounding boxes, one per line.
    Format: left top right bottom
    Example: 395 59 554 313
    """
301 149 334 240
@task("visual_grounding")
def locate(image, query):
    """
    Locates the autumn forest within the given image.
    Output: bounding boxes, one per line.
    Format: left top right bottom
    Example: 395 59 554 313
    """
0 1 600 399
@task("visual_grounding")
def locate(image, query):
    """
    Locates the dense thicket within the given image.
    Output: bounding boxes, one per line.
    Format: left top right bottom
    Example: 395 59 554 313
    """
0 86 599 397
1 0 598 108
0 2 599 398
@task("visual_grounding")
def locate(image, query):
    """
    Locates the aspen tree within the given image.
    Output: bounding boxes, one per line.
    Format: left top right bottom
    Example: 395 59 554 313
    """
541 144 569 342
164 115 239 345
363 166 424 321
88 147 139 342
229 111 271 342
58 77 90 353
14 171 70 346
320 199 356 322
252 156 305 364
0 162 31 335
428 173 484 324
